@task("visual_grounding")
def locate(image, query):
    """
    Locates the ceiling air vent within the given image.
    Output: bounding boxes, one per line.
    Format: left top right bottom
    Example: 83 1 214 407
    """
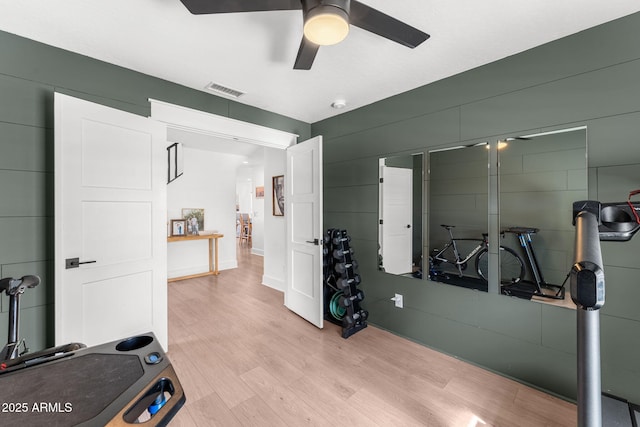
204 82 245 98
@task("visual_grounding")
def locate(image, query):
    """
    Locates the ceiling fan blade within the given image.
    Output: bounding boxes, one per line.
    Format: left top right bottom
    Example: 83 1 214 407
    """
293 37 319 70
349 1 430 48
179 0 302 14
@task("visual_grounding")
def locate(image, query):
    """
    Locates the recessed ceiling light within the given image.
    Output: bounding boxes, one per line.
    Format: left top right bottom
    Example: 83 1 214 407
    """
331 100 347 109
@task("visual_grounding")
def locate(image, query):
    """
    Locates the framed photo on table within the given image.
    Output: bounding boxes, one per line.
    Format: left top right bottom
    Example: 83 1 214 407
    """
182 208 204 235
171 219 187 237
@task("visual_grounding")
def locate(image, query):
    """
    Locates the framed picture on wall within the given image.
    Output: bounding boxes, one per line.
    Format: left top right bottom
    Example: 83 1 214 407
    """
171 219 187 237
182 208 204 235
272 175 284 216
256 186 264 198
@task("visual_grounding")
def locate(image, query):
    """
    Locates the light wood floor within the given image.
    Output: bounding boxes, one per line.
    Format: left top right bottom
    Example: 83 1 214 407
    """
166 243 576 426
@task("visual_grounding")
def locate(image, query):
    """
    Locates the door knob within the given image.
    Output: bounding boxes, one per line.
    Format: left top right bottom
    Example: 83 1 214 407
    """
65 258 97 269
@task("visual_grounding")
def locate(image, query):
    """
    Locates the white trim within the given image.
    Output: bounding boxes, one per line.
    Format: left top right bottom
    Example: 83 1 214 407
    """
262 275 285 292
149 99 298 150
251 248 265 256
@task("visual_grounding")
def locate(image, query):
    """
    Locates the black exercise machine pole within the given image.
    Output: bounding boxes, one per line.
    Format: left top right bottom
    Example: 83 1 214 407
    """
571 203 605 427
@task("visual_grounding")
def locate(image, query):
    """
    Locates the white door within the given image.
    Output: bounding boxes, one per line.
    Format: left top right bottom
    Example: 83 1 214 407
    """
380 165 413 275
285 136 323 328
54 93 168 350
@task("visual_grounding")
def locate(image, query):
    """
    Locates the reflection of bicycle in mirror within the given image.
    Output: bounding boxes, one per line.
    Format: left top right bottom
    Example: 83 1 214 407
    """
429 225 524 290
429 224 565 299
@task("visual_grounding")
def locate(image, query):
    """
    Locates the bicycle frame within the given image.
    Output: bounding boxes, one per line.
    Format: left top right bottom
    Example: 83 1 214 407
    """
432 230 487 277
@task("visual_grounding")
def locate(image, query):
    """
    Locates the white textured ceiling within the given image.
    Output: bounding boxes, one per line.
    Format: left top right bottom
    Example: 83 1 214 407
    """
1 1 639 123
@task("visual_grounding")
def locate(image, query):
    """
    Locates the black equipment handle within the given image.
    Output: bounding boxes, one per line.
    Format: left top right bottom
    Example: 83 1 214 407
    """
571 210 605 310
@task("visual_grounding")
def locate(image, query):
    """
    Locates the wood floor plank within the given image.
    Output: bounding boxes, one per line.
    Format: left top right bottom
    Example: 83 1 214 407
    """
240 366 332 426
166 243 577 426
230 395 289 427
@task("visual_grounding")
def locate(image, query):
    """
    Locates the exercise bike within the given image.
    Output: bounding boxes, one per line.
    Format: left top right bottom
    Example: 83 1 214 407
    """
0 275 84 373
500 227 566 300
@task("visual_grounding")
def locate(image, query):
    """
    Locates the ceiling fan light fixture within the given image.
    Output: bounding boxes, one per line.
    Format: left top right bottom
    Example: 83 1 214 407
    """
303 5 350 46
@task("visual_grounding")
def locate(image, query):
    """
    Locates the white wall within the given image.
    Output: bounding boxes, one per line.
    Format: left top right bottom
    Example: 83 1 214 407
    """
167 147 242 279
262 147 287 291
250 163 265 255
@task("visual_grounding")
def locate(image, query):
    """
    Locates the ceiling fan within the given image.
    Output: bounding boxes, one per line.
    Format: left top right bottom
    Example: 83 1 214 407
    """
179 0 430 70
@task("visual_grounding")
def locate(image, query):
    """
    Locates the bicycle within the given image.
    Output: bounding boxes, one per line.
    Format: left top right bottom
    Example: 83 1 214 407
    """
428 224 525 284
0 275 84 373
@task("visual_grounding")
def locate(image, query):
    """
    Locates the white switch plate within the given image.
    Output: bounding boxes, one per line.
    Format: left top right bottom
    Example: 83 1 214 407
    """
394 293 403 308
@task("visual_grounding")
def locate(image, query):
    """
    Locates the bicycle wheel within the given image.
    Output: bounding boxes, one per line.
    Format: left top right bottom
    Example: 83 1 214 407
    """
475 246 525 284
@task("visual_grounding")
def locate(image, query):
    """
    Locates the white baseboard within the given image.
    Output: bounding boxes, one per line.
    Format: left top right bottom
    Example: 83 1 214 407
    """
251 248 264 256
219 259 238 270
262 275 284 292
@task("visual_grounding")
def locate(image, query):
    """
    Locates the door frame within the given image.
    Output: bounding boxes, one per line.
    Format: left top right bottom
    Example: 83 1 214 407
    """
149 100 298 149
149 100 299 291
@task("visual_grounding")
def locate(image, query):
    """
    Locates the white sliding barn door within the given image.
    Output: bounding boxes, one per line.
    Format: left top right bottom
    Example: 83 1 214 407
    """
54 93 168 350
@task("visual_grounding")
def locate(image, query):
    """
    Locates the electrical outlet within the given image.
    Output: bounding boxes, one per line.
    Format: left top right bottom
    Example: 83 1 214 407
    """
394 293 403 308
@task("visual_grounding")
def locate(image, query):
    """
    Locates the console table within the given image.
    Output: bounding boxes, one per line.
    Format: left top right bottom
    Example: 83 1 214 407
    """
167 233 223 282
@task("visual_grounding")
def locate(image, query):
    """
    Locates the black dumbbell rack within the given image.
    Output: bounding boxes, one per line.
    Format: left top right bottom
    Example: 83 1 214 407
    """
323 229 368 339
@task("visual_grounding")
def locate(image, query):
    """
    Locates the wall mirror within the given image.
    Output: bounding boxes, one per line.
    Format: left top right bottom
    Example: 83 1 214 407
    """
498 127 587 304
427 144 489 291
378 153 423 278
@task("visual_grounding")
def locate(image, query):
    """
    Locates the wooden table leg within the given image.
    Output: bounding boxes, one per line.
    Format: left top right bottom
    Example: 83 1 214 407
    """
208 238 214 274
214 237 219 275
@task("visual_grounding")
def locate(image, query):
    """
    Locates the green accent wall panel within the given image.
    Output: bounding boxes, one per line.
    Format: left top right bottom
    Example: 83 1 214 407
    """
476 293 542 345
314 12 640 141
324 157 378 188
0 123 50 172
0 30 308 134
315 12 640 403
460 59 640 141
0 170 51 217
600 266 640 322
500 171 570 193
540 303 576 354
601 315 640 375
0 218 49 265
595 164 640 201
322 107 460 164
322 212 377 242
600 237 640 270
420 282 481 327
587 112 640 168
0 74 52 127
324 184 378 213
601 365 640 406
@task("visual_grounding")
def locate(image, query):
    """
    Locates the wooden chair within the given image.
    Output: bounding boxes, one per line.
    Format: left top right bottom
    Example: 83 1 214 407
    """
239 214 252 245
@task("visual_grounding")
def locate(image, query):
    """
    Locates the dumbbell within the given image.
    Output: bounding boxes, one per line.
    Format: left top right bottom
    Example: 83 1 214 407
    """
338 290 364 307
335 260 358 274
332 231 350 245
336 275 361 290
332 247 354 259
344 309 368 326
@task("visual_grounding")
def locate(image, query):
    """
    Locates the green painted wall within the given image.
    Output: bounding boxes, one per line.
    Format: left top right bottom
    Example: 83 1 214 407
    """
0 31 310 352
315 12 640 402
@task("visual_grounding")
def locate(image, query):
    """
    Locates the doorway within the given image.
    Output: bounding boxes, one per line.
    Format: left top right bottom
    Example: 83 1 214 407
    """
151 100 295 292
